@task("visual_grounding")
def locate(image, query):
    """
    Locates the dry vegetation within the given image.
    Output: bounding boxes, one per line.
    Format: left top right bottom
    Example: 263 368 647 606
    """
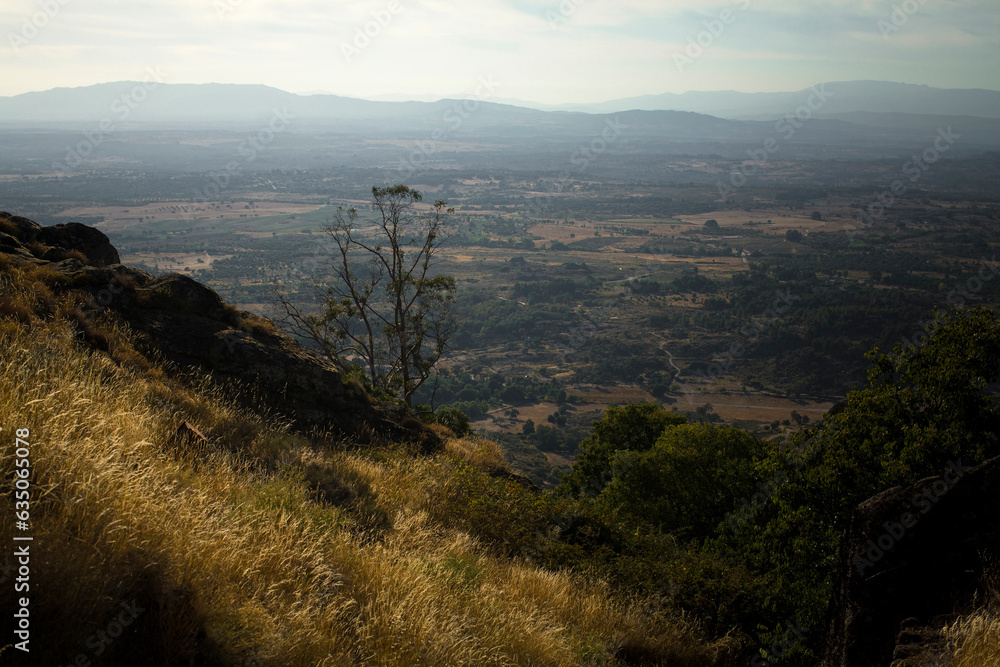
942 574 1000 667
3 253 997 666
0 266 730 666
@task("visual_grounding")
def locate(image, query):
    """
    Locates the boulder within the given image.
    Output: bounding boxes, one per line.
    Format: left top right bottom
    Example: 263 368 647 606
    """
0 212 119 266
136 273 228 320
38 222 120 266
821 455 1000 667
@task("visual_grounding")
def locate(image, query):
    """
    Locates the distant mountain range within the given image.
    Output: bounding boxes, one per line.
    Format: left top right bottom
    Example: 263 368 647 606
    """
524 81 1000 119
2 80 998 126
2 81 999 166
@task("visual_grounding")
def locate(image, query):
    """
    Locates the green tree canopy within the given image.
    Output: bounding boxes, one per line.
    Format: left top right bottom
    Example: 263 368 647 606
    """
729 306 1000 646
598 423 765 541
559 403 686 497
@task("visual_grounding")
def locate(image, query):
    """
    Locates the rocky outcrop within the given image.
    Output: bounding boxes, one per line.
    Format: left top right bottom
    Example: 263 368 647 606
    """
821 456 1000 667
0 212 440 450
1 212 119 265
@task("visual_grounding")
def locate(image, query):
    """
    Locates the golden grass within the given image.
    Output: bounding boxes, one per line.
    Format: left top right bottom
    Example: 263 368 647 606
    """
0 215 20 237
946 611 1000 667
944 574 1000 667
0 314 725 665
444 436 509 471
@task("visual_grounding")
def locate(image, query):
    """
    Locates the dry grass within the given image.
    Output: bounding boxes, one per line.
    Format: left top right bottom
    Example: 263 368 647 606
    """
444 436 509 471
0 310 725 665
0 215 20 237
944 574 1000 667
946 611 1000 666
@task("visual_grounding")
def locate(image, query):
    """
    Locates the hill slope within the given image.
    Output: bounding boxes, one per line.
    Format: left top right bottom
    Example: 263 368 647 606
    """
2 212 997 666
0 213 731 665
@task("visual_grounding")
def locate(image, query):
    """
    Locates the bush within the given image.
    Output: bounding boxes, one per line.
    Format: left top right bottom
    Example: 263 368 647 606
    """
436 406 471 436
597 423 764 540
559 403 686 497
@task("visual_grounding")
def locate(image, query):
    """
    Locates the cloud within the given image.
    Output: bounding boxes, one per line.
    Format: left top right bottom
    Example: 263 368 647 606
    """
1 0 997 101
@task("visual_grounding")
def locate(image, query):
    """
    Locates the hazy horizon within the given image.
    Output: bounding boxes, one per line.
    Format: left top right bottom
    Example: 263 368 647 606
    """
3 0 999 104
5 78 1000 108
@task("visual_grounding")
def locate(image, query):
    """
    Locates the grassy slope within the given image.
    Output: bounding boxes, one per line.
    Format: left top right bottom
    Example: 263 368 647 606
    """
1 256 996 665
0 259 723 666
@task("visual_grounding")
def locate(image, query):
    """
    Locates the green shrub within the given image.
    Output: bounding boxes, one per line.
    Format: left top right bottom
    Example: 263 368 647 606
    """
436 406 471 436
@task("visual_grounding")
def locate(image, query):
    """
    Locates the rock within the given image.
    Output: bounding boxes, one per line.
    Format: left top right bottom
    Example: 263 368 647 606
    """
0 231 40 264
136 273 228 320
38 222 120 266
0 212 42 240
889 623 948 667
821 455 1000 667
0 212 119 266
487 467 538 490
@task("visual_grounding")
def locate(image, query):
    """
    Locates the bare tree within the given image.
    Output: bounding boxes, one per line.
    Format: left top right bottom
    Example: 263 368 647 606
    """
277 185 456 405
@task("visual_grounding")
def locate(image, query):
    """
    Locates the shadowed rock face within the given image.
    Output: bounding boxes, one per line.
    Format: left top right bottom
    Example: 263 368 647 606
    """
821 456 1000 667
1 212 120 265
0 213 440 450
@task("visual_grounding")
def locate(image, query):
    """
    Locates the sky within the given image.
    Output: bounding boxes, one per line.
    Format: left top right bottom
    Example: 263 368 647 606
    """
2 0 999 103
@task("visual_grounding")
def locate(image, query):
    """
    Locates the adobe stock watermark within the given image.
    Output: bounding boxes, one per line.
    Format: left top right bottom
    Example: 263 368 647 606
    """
190 108 294 202
214 0 242 19
854 459 971 576
93 272 132 313
889 254 999 361
341 1 403 63
945 255 1000 312
679 289 798 387
54 599 146 667
7 0 74 52
52 67 168 175
877 0 930 40
546 0 590 29
395 76 501 180
559 302 616 364
751 619 809 667
673 0 751 72
526 117 627 217
717 84 833 199
845 126 959 238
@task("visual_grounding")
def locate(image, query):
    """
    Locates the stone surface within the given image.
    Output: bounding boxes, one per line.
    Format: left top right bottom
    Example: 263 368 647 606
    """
821 456 1000 667
1 212 119 265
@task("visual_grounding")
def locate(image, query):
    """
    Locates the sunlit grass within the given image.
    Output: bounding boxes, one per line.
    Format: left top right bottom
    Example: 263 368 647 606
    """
944 574 1000 667
0 277 725 666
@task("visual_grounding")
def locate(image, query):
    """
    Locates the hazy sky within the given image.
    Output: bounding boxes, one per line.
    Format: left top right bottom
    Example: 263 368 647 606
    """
3 0 998 103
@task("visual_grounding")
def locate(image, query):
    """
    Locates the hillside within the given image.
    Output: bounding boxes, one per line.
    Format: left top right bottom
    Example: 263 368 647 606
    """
1 212 998 666
0 213 734 665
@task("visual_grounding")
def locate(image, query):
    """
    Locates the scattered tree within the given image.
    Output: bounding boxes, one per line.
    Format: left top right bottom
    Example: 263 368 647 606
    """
277 185 456 405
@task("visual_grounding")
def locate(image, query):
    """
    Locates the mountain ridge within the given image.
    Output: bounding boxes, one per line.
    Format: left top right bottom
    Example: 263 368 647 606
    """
3 80 999 124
